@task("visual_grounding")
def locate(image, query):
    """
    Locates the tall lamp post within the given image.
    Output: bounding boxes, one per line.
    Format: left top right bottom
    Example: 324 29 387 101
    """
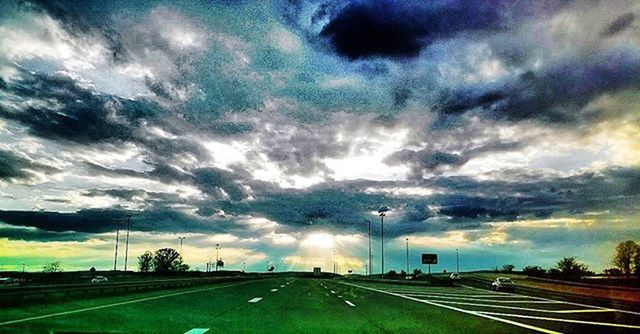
456 248 460 273
113 219 123 271
178 237 186 254
379 211 386 278
124 215 132 271
366 220 371 276
406 238 409 275
215 244 221 271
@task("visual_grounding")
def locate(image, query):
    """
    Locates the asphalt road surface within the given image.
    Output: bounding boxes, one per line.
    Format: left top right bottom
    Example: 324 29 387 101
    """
0 277 637 333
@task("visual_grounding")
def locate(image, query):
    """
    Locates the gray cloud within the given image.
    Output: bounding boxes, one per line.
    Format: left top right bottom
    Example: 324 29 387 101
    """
0 149 60 182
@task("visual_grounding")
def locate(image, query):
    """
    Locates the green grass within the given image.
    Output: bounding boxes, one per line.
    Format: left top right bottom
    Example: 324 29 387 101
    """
0 278 532 333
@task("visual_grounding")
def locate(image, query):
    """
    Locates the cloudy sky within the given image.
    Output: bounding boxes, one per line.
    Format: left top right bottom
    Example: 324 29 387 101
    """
0 0 639 274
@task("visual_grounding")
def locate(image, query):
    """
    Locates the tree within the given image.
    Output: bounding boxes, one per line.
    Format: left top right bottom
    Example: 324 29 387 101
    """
613 240 638 275
634 248 640 278
502 264 515 273
42 260 62 273
412 268 422 276
522 266 546 277
555 257 591 280
138 251 153 272
152 248 182 273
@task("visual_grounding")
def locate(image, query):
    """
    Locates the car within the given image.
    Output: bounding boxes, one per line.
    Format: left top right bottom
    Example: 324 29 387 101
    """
0 277 19 287
91 276 108 284
491 277 515 292
449 273 462 280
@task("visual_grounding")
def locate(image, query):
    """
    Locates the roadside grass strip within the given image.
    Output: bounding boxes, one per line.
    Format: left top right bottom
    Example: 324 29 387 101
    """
0 281 253 327
340 282 560 334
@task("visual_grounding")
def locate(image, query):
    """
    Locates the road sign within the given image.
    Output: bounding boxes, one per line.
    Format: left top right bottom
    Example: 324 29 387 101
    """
421 253 437 264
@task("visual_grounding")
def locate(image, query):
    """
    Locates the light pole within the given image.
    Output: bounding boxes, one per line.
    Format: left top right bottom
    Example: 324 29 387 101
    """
215 244 220 271
333 249 336 274
366 220 371 276
379 211 386 278
364 264 367 275
113 219 122 271
178 237 186 255
243 262 246 273
124 215 132 272
406 238 409 275
456 248 459 273
22 263 25 273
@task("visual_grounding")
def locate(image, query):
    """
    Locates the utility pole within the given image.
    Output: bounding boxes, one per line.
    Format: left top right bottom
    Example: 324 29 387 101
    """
124 215 132 272
366 220 371 276
456 248 459 273
178 237 186 255
364 264 367 276
243 262 246 273
22 263 25 273
113 219 122 271
406 238 409 275
379 211 386 278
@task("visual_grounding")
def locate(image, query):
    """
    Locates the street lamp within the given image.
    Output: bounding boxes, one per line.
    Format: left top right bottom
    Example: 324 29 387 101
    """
22 263 25 273
215 244 221 271
124 215 132 272
456 248 460 273
379 210 386 278
406 238 409 275
113 219 123 271
178 237 186 255
332 249 336 274
365 220 372 276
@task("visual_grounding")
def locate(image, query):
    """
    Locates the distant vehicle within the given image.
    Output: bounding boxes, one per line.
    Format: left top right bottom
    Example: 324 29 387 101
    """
491 277 515 292
91 276 108 284
0 277 19 287
449 273 461 280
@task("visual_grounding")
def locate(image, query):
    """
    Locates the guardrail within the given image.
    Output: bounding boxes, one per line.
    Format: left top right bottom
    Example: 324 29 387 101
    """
0 276 260 307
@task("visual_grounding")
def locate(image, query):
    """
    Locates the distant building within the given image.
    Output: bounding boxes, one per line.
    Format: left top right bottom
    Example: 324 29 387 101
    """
313 267 321 276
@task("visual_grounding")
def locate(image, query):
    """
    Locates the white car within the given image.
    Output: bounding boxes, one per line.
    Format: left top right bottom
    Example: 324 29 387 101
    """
449 273 462 280
491 277 515 292
91 276 108 284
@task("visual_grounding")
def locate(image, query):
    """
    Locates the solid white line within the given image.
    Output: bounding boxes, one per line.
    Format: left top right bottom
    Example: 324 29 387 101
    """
461 284 640 316
0 281 253 326
435 300 614 314
345 300 355 307
393 291 541 299
248 297 263 303
340 282 560 334
478 311 640 329
270 289 278 292
401 294 548 303
184 328 210 334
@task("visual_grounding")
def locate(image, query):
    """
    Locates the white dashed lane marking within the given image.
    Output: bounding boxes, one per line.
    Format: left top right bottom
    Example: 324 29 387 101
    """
248 297 263 303
270 289 278 292
345 301 355 307
184 329 209 334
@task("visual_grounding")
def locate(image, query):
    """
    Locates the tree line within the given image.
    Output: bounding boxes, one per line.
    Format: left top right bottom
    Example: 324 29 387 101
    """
138 248 189 273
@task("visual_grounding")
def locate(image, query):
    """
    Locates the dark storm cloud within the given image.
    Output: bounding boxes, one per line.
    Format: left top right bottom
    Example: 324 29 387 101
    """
0 207 236 235
319 0 505 59
434 49 640 124
1 166 639 239
0 149 60 182
385 140 523 178
0 71 162 144
601 12 636 37
84 162 250 201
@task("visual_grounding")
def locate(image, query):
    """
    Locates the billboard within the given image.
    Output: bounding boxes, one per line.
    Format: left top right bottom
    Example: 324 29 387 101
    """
421 253 438 264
